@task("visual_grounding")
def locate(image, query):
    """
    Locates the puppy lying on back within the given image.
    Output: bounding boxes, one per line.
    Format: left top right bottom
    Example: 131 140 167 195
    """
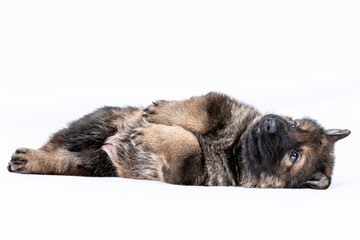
8 92 350 189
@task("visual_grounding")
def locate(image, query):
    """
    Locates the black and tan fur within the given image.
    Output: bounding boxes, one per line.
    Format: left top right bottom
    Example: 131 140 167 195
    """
8 92 350 189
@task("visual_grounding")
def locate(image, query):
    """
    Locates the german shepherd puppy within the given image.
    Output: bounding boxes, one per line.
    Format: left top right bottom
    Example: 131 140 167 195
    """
8 92 350 189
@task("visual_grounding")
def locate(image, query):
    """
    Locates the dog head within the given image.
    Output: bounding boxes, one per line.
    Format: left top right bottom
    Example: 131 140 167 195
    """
242 114 350 189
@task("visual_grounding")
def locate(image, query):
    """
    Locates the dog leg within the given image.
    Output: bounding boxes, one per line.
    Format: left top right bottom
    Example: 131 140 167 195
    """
142 92 233 134
8 148 92 176
130 123 205 185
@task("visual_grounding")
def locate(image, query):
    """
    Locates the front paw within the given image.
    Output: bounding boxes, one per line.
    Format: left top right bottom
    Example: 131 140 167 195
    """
8 148 31 173
130 124 162 153
142 100 173 125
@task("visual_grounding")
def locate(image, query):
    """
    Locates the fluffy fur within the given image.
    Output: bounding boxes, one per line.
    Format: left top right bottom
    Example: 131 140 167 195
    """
8 92 350 189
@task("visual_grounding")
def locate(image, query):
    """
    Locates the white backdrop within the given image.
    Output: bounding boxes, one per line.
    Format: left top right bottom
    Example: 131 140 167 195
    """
0 1 359 239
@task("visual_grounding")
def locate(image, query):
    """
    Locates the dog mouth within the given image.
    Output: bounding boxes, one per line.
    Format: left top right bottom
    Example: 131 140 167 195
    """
246 124 266 166
246 117 293 173
253 127 262 160
251 123 274 155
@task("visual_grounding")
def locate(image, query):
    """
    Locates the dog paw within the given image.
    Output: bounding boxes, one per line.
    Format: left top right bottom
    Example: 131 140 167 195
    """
130 124 163 153
8 148 34 173
142 100 173 125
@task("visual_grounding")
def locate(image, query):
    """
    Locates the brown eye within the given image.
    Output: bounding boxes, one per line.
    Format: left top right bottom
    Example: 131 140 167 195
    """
290 150 299 163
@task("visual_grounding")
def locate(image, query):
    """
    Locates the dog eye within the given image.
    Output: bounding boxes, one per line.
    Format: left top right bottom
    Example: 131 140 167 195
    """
289 150 299 163
290 122 297 128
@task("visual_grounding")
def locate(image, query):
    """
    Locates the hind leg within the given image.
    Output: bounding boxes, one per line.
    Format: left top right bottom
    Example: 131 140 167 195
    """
8 147 92 176
130 123 205 185
8 106 140 176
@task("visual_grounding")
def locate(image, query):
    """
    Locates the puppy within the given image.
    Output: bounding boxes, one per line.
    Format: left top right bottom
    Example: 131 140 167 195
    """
8 92 350 189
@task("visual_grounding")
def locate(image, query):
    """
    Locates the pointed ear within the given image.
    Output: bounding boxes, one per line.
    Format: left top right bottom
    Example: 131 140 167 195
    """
325 129 351 142
298 172 331 190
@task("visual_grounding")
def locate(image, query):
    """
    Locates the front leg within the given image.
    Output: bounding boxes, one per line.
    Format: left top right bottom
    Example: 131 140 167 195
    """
130 123 205 185
142 92 233 134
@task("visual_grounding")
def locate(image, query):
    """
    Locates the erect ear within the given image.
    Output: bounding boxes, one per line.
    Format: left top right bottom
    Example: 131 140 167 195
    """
298 172 331 190
325 129 351 143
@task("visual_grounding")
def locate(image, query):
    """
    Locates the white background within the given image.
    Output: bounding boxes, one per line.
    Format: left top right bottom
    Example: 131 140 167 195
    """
0 0 359 239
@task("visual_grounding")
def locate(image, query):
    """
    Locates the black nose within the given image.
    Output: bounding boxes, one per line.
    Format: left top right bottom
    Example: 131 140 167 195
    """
265 117 277 133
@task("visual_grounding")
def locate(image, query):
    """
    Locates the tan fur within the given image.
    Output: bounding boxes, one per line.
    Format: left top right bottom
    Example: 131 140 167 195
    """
9 148 91 176
144 100 208 133
130 123 204 185
145 95 231 134
8 92 350 189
